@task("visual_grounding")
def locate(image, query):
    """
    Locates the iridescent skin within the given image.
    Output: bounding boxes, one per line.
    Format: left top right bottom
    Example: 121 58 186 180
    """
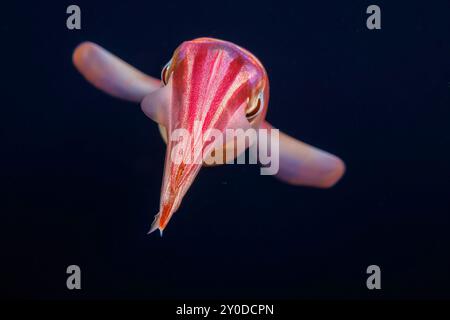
73 38 345 235
151 38 270 231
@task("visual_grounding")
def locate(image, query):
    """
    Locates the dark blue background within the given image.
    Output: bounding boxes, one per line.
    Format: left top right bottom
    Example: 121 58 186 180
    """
1 1 450 299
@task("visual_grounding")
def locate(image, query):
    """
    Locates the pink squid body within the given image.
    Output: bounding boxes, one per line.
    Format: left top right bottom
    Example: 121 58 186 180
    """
150 38 269 233
72 37 345 235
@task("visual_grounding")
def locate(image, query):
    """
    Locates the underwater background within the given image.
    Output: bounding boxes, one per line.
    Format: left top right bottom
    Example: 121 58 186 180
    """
1 0 450 299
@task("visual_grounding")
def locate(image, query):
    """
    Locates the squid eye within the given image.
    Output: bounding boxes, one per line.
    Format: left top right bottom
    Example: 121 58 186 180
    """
161 59 172 85
246 91 264 120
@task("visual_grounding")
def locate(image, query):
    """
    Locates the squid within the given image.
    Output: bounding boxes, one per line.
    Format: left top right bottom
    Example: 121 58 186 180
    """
72 37 345 235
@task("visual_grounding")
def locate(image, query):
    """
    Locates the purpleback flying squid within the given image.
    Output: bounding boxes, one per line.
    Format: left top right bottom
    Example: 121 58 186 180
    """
72 38 345 235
